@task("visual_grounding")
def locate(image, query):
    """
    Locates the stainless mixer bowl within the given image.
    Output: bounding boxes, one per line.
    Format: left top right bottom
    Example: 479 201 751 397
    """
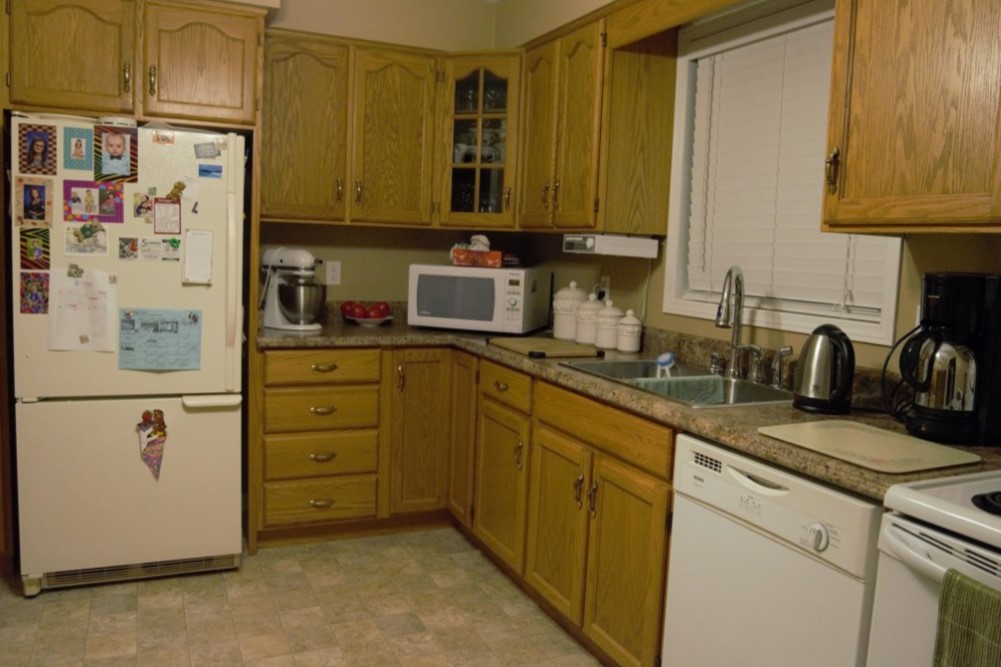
277 281 326 324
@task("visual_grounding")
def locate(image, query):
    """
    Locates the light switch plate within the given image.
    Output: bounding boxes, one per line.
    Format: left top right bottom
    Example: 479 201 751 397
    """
326 261 341 285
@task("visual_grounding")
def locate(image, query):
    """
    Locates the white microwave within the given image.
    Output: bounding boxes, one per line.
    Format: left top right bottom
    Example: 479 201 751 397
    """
408 264 552 334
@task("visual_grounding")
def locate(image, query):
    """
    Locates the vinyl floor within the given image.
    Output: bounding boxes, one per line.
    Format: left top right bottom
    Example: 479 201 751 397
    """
0 527 600 666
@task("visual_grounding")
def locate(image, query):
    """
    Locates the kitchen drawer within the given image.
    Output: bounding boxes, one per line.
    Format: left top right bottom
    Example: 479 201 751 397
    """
264 431 379 480
264 386 380 433
480 360 533 413
535 381 673 479
264 349 381 386
263 475 377 526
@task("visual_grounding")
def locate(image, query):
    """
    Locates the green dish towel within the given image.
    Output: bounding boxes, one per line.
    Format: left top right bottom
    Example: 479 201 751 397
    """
934 568 1001 667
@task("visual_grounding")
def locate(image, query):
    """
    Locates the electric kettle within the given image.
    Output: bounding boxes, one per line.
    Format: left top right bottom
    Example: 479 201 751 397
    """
793 324 855 413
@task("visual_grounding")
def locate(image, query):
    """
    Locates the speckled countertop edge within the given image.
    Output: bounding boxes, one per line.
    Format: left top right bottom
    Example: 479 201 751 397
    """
258 321 1001 503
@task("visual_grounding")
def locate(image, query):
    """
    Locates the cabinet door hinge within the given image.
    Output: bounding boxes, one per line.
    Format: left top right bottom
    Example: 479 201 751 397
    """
469 504 475 521
593 197 600 214
601 32 607 48
5 72 9 88
4 0 10 16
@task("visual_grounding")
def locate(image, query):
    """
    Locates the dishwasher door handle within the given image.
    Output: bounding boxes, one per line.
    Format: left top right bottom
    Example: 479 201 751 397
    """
727 466 789 496
883 527 948 583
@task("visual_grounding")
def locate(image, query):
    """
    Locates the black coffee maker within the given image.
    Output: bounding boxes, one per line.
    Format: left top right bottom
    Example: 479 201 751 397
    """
897 273 1001 445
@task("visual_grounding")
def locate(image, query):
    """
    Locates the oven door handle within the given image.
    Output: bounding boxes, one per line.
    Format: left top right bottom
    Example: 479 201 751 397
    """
883 528 948 583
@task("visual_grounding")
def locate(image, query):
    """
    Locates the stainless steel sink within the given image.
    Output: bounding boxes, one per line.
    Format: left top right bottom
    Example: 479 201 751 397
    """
631 375 793 408
561 358 705 379
560 359 793 408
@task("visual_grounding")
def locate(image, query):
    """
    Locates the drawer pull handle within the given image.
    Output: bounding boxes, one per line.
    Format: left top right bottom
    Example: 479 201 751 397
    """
587 482 598 517
310 363 338 373
123 62 132 93
309 406 336 416
494 380 509 392
148 65 157 97
309 452 337 463
514 440 524 470
825 146 840 194
310 499 334 509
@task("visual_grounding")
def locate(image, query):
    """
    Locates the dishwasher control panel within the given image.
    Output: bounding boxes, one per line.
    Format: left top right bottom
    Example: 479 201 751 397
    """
676 434 881 580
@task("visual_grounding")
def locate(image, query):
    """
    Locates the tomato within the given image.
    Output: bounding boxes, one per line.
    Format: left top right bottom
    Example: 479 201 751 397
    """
350 303 368 319
367 302 389 319
340 300 357 317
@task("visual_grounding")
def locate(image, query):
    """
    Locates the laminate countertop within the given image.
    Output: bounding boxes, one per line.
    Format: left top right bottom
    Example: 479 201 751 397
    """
258 320 1001 503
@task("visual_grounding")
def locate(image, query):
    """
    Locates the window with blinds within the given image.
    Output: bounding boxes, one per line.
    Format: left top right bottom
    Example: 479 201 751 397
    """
662 0 901 344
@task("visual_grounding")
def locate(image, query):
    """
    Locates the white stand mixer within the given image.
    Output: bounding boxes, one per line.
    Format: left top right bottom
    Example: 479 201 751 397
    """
260 247 324 331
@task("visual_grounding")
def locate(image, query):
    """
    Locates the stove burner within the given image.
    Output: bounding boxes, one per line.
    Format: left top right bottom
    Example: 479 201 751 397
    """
972 492 1001 516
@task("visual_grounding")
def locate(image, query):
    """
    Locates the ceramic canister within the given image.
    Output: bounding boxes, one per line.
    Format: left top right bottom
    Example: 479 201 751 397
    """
574 293 603 345
595 300 624 349
553 280 588 340
617 309 643 353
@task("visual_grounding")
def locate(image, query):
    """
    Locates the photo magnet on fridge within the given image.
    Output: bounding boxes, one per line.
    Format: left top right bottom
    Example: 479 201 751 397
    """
94 125 138 183
19 124 57 175
15 176 53 227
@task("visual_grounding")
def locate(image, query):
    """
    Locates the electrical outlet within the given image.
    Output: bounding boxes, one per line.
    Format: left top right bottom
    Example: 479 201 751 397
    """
598 275 611 300
326 261 342 285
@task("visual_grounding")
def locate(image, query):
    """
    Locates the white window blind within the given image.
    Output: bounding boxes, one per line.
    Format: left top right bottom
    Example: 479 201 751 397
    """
664 0 901 344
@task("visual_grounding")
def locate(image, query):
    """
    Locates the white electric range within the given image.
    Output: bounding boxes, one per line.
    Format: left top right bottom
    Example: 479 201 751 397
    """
866 469 1001 665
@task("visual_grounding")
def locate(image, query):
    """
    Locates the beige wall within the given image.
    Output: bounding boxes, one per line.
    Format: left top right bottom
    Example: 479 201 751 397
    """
493 0 617 47
267 0 497 50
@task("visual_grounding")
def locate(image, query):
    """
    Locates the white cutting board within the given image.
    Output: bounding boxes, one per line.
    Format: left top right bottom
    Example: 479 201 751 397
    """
758 420 982 473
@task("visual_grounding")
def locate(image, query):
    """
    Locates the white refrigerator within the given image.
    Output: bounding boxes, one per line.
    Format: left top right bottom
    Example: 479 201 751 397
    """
9 113 244 596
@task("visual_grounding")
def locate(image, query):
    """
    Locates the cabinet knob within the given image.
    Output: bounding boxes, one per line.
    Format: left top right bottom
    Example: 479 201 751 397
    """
123 62 132 93
309 406 336 416
309 452 337 463
310 362 338 373
494 380 509 392
148 65 157 97
825 146 840 194
309 499 334 509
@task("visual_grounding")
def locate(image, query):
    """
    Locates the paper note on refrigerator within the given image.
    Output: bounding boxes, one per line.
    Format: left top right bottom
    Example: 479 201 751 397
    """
182 229 213 284
48 269 117 351
118 308 202 370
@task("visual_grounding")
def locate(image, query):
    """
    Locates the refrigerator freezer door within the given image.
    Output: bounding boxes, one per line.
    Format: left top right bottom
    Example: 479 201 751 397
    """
16 397 242 578
11 116 244 399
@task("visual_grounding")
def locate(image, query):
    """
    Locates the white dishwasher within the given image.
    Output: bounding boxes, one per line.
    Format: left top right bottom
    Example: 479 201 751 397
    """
662 434 882 667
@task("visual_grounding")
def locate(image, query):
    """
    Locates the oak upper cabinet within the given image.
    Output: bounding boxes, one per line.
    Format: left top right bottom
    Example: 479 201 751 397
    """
437 53 521 228
8 0 263 124
529 382 672 667
518 21 605 229
261 31 349 221
823 0 1001 231
447 350 478 527
388 348 452 514
9 0 136 113
141 1 263 124
351 48 437 225
473 361 532 573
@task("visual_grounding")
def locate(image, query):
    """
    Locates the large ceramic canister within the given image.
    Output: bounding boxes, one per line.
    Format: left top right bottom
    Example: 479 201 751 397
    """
595 300 624 349
553 280 588 340
574 293 603 344
617 309 643 353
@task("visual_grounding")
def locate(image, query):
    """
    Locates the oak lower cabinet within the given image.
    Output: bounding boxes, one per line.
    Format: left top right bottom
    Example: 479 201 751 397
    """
9 0 263 123
388 348 452 514
528 381 673 667
472 360 533 573
261 30 349 221
823 0 1001 231
260 349 382 529
447 350 478 526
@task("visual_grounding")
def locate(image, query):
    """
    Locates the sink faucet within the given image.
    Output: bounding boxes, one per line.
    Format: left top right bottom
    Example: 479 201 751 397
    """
715 266 744 380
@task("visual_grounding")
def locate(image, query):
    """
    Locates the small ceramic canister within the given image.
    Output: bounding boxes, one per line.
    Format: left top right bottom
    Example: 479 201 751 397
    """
574 293 602 345
617 309 643 353
595 299 624 349
553 280 588 340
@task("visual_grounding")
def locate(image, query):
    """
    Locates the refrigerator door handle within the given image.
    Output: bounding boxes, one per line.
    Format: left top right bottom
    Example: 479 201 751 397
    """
182 395 243 409
225 132 242 393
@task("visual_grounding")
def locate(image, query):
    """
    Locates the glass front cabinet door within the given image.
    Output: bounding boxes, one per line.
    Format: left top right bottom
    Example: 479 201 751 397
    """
439 54 521 228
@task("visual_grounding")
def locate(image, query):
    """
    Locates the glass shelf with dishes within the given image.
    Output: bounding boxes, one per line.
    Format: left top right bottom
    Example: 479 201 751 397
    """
440 55 520 228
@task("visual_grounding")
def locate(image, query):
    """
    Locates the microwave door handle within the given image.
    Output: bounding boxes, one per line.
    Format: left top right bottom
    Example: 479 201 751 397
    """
883 527 948 583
